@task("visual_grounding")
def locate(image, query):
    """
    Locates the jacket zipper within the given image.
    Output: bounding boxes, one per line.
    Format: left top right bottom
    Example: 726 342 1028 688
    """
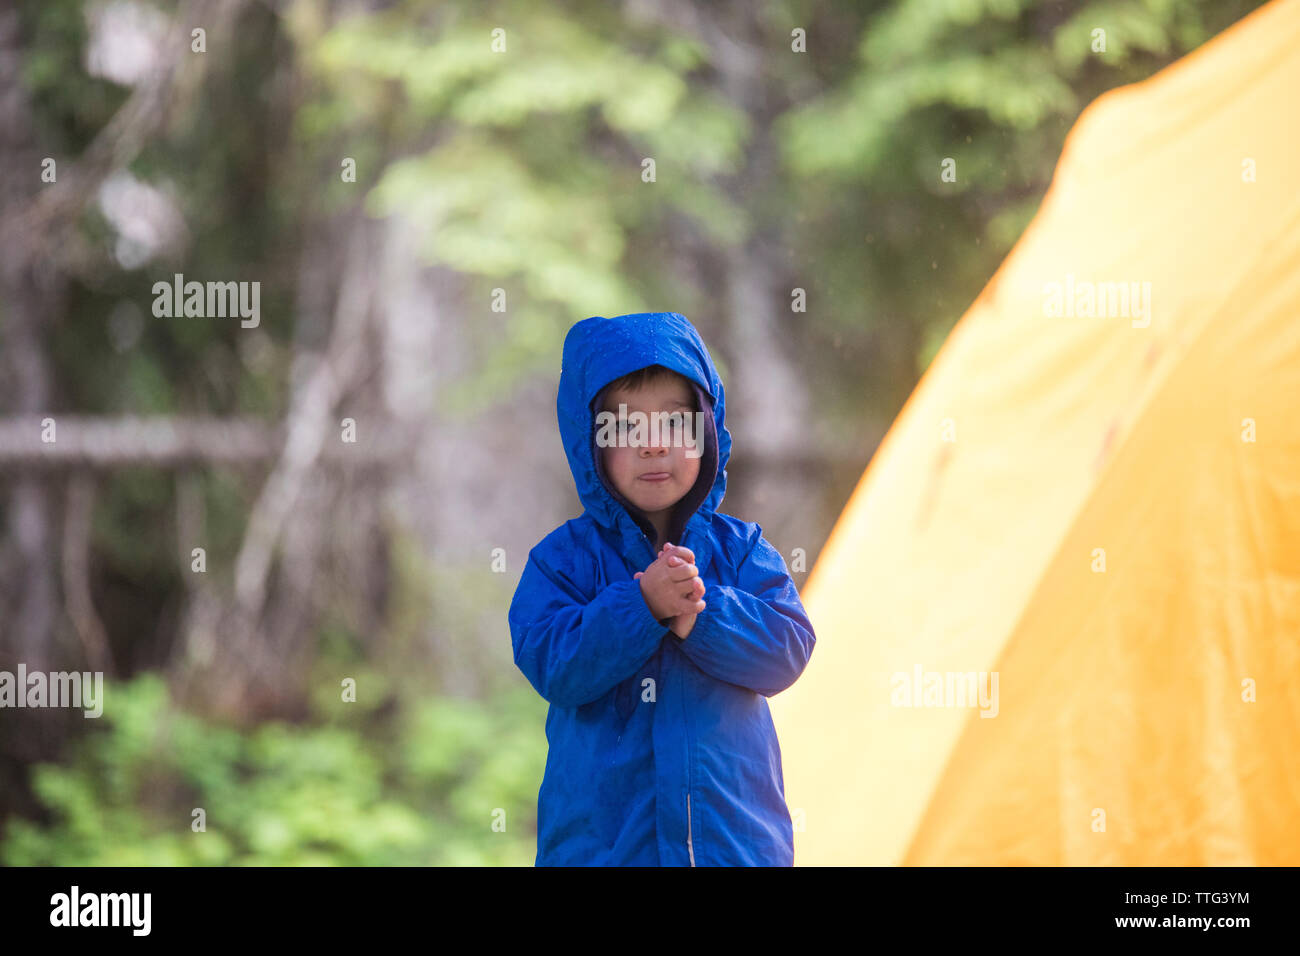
686 793 696 866
683 601 697 868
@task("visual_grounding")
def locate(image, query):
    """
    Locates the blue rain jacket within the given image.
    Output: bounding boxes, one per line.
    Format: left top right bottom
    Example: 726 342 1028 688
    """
508 311 816 866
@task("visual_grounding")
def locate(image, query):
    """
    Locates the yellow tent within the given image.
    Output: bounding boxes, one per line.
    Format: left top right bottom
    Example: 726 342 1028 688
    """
771 0 1300 866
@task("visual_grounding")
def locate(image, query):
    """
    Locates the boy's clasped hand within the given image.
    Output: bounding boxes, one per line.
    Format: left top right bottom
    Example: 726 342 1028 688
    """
634 542 705 639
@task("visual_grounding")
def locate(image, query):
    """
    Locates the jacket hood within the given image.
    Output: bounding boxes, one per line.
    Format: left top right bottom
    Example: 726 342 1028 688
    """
558 312 731 552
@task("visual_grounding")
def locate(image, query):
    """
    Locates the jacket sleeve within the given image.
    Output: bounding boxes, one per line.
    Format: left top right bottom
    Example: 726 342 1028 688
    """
508 543 669 708
672 528 816 697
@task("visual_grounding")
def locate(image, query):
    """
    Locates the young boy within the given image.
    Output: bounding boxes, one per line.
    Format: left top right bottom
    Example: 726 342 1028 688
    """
508 311 816 866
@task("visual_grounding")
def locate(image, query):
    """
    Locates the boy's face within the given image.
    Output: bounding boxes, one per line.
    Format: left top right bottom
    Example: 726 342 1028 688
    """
599 375 701 530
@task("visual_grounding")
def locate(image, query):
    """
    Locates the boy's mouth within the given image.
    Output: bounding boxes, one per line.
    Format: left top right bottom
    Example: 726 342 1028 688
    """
638 472 672 483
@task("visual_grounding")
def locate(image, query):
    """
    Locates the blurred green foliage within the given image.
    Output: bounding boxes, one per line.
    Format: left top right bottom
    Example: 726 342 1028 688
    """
3 674 548 866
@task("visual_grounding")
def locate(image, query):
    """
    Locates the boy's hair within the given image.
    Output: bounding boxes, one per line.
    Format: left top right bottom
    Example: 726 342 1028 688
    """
600 364 697 408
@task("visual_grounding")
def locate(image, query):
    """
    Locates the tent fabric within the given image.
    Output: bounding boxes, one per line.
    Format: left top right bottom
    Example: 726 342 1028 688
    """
770 0 1300 865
